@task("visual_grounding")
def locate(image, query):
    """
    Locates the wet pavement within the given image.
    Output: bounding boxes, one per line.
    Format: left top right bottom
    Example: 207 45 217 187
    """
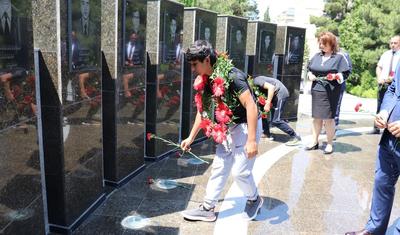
72 93 400 235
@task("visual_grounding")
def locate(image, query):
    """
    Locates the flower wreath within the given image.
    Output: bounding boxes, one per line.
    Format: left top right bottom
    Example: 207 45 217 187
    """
193 52 268 144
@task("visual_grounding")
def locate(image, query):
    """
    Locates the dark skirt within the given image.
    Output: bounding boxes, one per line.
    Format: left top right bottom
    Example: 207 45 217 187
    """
311 87 340 119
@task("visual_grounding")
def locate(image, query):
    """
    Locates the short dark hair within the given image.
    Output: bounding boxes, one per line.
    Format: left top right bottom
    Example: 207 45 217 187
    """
186 40 217 66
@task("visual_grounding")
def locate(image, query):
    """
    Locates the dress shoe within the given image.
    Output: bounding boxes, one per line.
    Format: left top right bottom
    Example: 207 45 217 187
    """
344 229 372 235
305 143 318 151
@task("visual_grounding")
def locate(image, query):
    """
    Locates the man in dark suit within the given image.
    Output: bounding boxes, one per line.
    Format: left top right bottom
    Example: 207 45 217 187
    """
346 63 400 235
125 32 143 66
0 0 19 45
286 35 302 64
164 18 180 63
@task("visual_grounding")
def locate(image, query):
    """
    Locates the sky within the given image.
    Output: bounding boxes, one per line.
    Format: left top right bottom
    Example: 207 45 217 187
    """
256 0 324 20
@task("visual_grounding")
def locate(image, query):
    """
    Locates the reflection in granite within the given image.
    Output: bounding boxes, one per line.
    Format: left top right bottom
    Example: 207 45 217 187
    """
101 0 147 184
0 122 45 234
34 0 105 228
146 0 184 159
0 0 45 233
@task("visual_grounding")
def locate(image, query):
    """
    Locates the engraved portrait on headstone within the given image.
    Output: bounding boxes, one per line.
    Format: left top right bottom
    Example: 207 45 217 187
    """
197 17 216 47
259 30 275 64
285 33 304 64
228 26 245 65
162 12 182 64
70 0 101 72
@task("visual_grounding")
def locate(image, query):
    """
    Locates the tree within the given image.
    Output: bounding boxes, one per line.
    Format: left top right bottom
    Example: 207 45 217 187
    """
263 7 270 22
338 0 400 97
310 0 352 35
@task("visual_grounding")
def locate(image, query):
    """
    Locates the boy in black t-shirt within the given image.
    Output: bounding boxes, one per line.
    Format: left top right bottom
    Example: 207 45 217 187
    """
254 76 302 146
180 40 263 222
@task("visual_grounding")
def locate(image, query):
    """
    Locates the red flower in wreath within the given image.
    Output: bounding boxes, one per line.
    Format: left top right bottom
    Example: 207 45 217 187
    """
212 77 225 97
258 96 266 106
261 113 268 119
193 75 207 91
194 93 203 113
215 102 232 124
200 118 213 137
211 123 227 144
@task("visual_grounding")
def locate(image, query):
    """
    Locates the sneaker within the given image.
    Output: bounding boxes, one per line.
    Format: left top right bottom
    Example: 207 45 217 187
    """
82 119 101 126
242 196 264 221
181 204 216 222
285 136 301 146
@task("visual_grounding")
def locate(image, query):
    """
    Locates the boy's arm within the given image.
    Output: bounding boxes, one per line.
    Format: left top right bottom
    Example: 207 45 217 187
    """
238 90 258 158
181 111 201 151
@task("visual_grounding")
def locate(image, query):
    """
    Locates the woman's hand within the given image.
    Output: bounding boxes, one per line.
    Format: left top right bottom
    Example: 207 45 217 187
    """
308 72 316 81
180 137 193 152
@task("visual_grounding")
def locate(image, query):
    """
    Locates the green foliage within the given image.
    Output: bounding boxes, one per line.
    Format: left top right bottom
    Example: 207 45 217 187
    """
263 7 270 22
338 0 400 97
177 0 259 18
310 0 352 35
347 70 378 98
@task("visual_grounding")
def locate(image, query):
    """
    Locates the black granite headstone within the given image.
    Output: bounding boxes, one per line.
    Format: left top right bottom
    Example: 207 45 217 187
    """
0 0 46 234
145 0 184 160
102 0 146 186
216 15 248 71
275 26 306 120
37 0 105 232
246 21 277 78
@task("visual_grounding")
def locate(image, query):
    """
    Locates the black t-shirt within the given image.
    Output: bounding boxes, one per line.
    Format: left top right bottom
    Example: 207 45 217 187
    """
228 67 256 124
253 76 289 100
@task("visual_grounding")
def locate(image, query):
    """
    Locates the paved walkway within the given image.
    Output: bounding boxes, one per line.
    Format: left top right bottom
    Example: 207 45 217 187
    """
72 93 400 235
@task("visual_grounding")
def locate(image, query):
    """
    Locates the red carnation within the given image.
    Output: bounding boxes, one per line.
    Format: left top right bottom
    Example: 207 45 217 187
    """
390 71 395 77
194 93 203 113
258 96 266 106
215 102 232 124
212 77 225 97
200 118 213 137
147 177 154 185
147 133 153 141
193 75 207 91
211 123 227 144
326 73 334 81
335 74 340 81
354 102 362 112
261 113 268 119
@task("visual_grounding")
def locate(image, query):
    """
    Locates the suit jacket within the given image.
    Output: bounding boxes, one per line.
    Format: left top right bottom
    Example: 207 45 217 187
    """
380 63 400 145
125 42 144 65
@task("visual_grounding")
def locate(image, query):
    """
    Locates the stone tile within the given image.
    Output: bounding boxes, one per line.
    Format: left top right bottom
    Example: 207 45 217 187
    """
73 215 125 235
93 194 142 218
